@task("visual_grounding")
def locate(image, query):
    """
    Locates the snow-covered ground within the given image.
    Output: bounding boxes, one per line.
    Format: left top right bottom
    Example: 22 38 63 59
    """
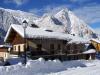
0 58 100 75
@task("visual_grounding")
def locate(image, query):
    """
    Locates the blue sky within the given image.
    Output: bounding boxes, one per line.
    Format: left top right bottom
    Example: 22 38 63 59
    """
0 0 100 33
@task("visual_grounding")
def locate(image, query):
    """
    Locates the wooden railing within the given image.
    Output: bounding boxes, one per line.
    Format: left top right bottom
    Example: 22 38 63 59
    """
30 53 95 61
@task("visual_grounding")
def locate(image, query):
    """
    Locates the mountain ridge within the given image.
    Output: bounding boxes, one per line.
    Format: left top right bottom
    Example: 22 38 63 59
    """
0 7 98 44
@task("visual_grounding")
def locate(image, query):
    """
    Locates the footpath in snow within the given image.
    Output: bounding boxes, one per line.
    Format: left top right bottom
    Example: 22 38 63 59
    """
0 58 100 75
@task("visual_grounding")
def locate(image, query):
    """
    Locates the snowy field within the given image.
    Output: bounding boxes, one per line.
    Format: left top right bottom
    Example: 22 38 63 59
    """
0 58 100 75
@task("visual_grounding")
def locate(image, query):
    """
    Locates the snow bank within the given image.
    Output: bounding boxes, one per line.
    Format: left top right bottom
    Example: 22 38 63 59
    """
0 58 66 75
0 58 99 75
83 49 96 54
0 58 87 75
48 60 100 75
25 58 65 73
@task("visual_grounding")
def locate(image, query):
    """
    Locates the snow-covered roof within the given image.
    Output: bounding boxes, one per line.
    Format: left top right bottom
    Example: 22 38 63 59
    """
91 39 100 43
4 24 90 44
83 49 96 54
4 24 74 42
68 37 90 44
0 45 12 48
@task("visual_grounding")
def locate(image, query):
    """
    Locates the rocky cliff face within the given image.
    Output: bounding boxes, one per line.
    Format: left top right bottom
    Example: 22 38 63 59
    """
36 9 97 39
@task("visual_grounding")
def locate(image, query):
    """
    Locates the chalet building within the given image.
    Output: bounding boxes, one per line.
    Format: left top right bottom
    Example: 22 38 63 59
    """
4 24 96 60
66 39 95 60
90 39 100 52
0 45 11 61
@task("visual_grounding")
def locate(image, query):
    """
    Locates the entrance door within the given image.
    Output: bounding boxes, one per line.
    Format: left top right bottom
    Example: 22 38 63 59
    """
50 44 54 54
37 44 42 54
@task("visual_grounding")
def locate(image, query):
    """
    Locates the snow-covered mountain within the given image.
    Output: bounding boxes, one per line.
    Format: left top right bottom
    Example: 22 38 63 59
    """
0 7 38 43
36 9 97 39
0 7 97 44
0 7 38 31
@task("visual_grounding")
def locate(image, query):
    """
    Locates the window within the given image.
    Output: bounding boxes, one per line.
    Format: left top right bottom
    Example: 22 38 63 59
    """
66 45 70 54
18 45 20 55
45 30 53 32
70 50 73 54
36 44 42 55
67 45 70 50
50 44 54 50
74 44 77 50
50 44 54 54
57 44 61 50
31 24 39 28
63 40 67 44
14 46 16 51
37 44 42 50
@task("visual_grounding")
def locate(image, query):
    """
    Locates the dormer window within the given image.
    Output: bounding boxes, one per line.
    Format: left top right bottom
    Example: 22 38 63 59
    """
31 24 39 28
45 29 53 32
71 34 75 36
63 40 68 44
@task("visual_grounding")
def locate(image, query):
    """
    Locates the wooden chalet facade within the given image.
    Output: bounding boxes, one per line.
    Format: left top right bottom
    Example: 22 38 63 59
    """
4 24 96 60
90 39 100 52
5 28 25 55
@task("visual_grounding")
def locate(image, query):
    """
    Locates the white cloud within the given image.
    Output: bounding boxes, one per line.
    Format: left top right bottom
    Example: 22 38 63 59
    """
69 0 91 4
70 0 86 2
13 0 25 5
40 5 68 14
73 3 100 24
29 9 40 14
4 0 28 6
29 5 70 16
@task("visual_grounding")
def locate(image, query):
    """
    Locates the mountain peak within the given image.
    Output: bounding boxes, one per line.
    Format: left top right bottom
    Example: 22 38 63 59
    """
38 8 97 39
55 8 69 16
59 8 69 13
